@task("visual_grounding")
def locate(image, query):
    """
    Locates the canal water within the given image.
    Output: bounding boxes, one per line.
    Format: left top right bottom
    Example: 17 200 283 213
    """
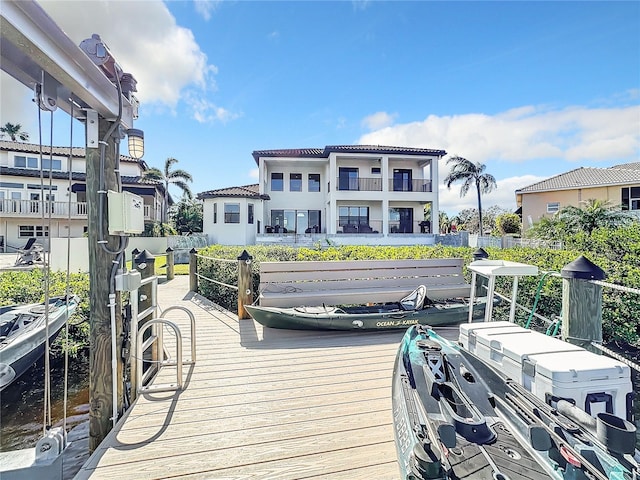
0 353 89 451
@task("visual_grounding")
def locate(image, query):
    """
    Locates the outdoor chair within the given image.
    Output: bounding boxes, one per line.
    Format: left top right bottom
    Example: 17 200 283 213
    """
14 238 44 266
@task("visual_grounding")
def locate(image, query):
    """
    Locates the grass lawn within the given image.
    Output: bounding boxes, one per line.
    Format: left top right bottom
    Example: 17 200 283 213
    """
125 260 190 276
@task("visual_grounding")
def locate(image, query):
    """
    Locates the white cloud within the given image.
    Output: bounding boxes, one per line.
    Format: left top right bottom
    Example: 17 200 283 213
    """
359 104 640 165
38 1 213 108
12 0 237 124
362 111 397 131
249 168 259 179
193 0 221 21
439 173 544 216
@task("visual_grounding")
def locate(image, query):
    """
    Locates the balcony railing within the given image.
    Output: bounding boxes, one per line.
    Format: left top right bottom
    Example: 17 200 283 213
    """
389 179 432 192
334 177 433 192
336 220 383 234
336 177 383 191
0 199 157 220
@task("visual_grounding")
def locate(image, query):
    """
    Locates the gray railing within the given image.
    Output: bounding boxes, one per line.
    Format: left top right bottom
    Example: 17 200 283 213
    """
388 179 432 192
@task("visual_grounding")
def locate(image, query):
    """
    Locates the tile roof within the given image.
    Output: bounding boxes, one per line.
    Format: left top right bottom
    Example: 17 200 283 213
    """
251 144 446 163
197 184 270 200
0 166 163 190
0 140 144 165
516 163 640 194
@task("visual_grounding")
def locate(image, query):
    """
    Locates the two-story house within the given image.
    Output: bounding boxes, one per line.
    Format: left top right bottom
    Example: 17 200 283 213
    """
515 162 640 232
0 140 166 251
198 145 445 246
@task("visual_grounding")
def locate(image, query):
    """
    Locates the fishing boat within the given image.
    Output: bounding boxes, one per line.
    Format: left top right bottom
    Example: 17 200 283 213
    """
0 295 79 391
392 324 639 480
245 285 490 331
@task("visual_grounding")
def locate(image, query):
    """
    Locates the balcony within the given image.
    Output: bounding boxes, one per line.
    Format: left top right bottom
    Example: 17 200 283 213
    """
334 177 432 192
0 199 158 221
336 177 383 191
389 179 432 192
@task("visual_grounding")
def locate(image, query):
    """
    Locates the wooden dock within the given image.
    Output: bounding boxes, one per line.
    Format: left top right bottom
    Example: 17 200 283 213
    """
74 275 461 479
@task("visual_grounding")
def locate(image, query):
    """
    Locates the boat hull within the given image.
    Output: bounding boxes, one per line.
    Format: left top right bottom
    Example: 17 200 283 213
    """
0 297 78 391
245 299 487 331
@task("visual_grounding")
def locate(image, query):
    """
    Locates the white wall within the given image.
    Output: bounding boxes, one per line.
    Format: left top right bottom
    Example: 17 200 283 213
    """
49 236 179 272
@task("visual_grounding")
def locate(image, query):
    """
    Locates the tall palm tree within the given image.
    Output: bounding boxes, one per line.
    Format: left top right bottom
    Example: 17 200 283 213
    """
443 156 497 235
0 122 29 142
558 199 633 235
142 157 193 223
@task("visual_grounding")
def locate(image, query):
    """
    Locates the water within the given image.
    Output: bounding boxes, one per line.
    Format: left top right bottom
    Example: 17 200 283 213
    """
0 354 89 451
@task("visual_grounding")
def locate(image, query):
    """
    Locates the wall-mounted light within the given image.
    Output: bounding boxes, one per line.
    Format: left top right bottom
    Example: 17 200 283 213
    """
127 128 144 159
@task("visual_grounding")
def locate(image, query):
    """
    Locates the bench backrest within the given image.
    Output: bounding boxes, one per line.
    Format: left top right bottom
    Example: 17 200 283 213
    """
258 258 467 306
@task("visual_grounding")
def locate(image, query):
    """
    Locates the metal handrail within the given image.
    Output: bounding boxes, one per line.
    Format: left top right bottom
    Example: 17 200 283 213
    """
137 318 183 394
160 306 196 365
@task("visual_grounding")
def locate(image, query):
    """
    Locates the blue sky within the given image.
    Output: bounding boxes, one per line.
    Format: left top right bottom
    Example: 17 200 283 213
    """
1 1 639 215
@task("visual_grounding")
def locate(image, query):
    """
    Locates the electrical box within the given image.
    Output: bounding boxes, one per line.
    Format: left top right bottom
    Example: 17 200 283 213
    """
108 190 144 235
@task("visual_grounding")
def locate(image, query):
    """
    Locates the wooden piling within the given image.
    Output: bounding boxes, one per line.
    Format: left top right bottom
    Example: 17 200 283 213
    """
189 248 198 292
561 255 606 354
166 247 175 281
86 117 124 452
237 250 253 319
135 250 158 368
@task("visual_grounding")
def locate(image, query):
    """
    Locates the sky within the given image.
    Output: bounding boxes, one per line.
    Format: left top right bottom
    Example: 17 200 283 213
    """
1 0 639 215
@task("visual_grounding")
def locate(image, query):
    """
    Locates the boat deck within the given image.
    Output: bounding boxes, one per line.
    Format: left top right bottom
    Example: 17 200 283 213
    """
74 275 460 479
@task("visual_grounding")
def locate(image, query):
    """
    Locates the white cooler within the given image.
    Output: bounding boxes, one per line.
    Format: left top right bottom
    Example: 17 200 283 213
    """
471 327 583 384
525 350 632 419
459 321 526 353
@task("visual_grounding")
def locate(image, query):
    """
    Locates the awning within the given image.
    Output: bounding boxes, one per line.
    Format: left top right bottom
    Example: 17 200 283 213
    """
71 183 157 196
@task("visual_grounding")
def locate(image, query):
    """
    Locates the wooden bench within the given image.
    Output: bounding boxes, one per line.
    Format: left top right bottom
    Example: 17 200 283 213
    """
258 258 471 307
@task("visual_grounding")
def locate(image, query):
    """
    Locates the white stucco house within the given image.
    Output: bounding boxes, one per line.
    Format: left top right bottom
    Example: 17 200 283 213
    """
0 140 166 251
198 144 445 246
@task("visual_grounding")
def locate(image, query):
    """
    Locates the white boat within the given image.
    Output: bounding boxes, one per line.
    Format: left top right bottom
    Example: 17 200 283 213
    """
0 295 79 391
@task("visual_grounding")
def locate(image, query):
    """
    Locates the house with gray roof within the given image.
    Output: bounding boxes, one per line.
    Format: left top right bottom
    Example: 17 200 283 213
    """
198 144 445 246
515 163 640 231
0 140 167 250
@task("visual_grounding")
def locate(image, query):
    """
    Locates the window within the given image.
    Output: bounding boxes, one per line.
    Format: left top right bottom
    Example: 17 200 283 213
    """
338 206 369 227
547 202 560 213
338 168 359 191
271 173 283 191
308 174 320 192
371 167 381 174
393 169 413 191
42 158 62 170
622 187 640 211
213 203 217 223
19 225 49 238
289 173 302 192
15 156 38 168
224 203 240 223
248 204 254 224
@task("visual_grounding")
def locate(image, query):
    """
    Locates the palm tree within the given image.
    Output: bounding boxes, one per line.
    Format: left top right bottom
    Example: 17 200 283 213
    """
142 157 193 223
0 122 29 142
443 156 497 235
558 199 633 235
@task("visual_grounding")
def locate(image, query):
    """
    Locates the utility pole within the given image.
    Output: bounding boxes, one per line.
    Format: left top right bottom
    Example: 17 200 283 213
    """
86 117 124 452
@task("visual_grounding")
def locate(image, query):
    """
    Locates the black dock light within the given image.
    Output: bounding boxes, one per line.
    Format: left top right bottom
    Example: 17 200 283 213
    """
472 247 489 261
560 255 606 280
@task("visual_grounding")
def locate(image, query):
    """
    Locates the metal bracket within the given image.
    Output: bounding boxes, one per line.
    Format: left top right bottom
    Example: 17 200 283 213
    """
86 109 98 148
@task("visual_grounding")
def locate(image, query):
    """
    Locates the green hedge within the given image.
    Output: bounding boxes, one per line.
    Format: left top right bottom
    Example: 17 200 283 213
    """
195 243 640 344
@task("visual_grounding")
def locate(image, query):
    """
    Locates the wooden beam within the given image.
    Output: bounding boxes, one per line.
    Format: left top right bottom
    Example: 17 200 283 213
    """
86 118 124 452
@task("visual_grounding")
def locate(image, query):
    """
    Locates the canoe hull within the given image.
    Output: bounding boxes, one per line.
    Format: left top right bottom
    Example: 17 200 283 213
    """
245 299 487 331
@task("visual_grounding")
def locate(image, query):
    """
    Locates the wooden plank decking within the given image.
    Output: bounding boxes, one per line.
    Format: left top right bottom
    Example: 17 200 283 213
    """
74 275 463 479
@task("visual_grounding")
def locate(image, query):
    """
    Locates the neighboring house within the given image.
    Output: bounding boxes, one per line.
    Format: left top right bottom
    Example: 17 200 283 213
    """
197 184 269 246
515 162 640 231
198 144 445 246
0 140 166 250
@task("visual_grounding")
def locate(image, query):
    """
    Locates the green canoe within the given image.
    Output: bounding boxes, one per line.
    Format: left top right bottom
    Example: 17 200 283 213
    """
245 286 489 331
